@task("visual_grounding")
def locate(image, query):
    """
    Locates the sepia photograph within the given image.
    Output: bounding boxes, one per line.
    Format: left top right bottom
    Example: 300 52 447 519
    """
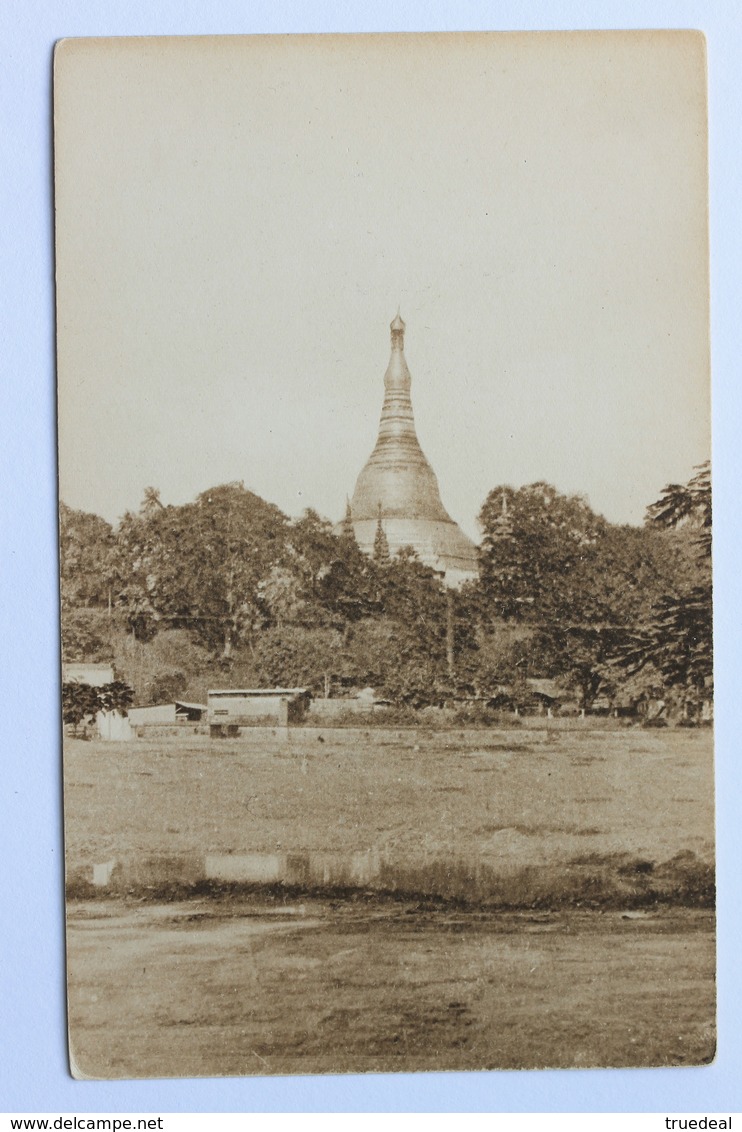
54 31 714 1079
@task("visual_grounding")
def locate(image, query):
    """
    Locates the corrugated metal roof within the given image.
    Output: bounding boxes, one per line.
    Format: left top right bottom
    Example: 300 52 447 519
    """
207 688 310 697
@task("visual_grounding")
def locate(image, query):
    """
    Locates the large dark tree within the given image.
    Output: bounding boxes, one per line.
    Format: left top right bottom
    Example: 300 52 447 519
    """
249 625 347 697
615 462 712 709
59 503 115 610
476 481 695 709
111 490 185 640
646 461 711 556
281 509 381 625
113 483 288 655
478 483 607 624
62 680 134 735
184 483 288 657
60 608 115 663
59 504 119 664
537 522 692 709
62 682 102 733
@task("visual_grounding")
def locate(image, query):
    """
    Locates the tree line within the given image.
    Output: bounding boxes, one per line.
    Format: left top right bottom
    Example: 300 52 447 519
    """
59 465 712 718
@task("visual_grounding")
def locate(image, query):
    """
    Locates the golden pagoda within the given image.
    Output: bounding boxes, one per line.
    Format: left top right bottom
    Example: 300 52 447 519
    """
344 313 478 587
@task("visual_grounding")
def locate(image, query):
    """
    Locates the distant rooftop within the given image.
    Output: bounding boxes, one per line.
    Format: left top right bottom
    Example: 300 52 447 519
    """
207 688 310 697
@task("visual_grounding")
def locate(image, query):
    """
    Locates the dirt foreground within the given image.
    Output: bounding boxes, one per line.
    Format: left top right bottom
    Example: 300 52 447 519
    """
67 898 715 1078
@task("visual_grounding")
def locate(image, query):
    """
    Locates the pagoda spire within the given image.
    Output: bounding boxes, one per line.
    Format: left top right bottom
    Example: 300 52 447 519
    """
373 503 390 564
339 497 355 541
489 488 514 543
350 313 451 524
341 314 479 588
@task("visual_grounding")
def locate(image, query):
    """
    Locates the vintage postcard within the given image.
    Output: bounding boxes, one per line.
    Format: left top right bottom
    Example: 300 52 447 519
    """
55 32 713 1078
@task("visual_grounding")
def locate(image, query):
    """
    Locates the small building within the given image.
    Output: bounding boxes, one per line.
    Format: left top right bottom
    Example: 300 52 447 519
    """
175 700 207 722
128 703 177 726
96 709 134 741
207 688 310 735
62 662 114 687
308 687 392 720
128 701 207 727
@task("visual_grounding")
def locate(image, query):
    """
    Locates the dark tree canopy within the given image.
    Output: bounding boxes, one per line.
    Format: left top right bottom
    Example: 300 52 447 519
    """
475 480 705 710
112 482 288 654
62 680 134 734
59 468 712 715
646 461 711 557
478 483 607 623
59 503 115 609
61 608 115 663
615 463 712 708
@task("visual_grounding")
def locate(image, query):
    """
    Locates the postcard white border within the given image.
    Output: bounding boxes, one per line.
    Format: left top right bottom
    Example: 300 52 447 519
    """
1 0 740 1114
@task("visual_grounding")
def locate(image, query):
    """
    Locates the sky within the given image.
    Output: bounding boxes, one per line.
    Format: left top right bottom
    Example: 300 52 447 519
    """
54 31 710 541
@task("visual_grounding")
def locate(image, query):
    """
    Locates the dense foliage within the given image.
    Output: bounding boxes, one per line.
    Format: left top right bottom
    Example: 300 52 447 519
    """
59 468 712 717
62 681 134 734
614 462 712 711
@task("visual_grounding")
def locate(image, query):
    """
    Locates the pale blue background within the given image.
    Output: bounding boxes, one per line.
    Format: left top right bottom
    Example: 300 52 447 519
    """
1 0 739 1114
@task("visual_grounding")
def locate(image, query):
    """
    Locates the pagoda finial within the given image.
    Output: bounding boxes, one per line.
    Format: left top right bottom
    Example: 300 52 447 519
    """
390 309 405 341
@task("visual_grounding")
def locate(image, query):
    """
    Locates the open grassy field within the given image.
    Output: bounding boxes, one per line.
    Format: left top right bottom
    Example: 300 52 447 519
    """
65 728 714 892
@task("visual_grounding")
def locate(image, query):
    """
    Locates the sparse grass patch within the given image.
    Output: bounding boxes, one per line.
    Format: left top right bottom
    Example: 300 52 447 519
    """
67 849 714 911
